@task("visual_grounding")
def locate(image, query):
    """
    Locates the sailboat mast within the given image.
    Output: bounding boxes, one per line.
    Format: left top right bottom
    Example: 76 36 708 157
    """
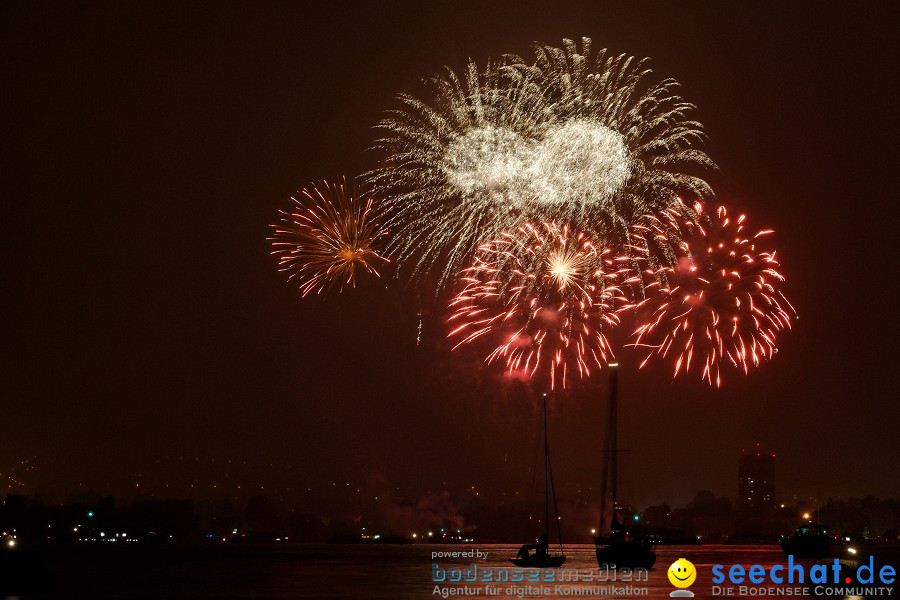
609 363 618 521
543 392 550 541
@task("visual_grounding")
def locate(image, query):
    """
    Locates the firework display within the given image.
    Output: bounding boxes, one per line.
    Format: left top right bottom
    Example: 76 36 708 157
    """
627 201 796 386
269 179 388 297
447 223 629 390
369 37 715 289
272 37 796 386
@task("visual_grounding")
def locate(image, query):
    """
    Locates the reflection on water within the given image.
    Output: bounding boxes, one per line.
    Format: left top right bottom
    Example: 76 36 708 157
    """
26 543 834 599
297 544 802 599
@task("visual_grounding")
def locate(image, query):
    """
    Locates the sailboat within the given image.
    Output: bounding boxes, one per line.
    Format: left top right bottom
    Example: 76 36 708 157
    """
511 393 566 568
594 363 657 569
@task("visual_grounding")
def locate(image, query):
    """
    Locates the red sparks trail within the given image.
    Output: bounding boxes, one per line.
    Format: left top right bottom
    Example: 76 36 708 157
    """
627 200 796 386
448 222 632 390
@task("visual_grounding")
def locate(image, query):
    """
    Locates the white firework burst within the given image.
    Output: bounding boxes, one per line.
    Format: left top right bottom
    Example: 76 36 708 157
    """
527 118 632 208
369 37 715 292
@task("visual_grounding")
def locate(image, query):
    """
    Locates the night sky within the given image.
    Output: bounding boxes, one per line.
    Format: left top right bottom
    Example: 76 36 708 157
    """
5 2 899 509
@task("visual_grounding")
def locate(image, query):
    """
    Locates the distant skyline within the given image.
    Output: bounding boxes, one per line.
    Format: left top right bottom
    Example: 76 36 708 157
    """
5 2 899 509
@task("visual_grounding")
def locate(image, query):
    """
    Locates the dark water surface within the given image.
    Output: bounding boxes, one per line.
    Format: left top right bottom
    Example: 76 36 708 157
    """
11 544 864 599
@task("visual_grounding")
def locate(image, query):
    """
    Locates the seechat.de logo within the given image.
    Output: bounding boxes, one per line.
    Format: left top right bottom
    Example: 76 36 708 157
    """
668 558 697 597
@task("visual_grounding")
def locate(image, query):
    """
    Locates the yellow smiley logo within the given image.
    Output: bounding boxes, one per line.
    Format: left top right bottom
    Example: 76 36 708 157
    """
668 558 697 588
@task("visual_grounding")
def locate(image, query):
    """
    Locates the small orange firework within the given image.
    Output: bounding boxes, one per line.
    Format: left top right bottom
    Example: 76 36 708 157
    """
448 223 630 390
269 179 388 297
627 201 796 386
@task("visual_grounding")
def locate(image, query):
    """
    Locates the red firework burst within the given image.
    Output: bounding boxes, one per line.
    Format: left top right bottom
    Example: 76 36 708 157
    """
448 223 629 390
269 179 389 297
628 201 796 386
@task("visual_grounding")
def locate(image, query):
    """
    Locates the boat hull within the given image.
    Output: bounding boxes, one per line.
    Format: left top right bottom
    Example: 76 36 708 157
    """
510 555 567 568
780 536 831 558
595 543 656 570
780 524 833 558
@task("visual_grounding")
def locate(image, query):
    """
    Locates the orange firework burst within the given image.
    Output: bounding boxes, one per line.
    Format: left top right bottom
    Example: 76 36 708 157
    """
269 179 388 297
448 223 629 390
628 201 796 386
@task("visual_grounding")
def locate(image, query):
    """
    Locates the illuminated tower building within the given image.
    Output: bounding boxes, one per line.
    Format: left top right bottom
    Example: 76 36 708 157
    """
738 444 775 511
